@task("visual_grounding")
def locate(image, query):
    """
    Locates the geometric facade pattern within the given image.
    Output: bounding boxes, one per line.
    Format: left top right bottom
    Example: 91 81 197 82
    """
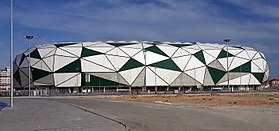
13 41 269 88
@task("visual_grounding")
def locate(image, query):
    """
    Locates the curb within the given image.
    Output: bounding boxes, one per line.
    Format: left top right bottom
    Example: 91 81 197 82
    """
68 103 131 131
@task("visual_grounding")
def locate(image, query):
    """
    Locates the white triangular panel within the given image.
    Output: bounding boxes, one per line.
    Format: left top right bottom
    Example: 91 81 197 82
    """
131 68 145 86
171 73 198 86
132 51 145 65
237 50 250 60
106 47 129 57
218 57 234 71
30 58 41 66
38 48 56 58
252 52 262 60
119 67 144 85
172 48 191 57
203 68 214 86
57 73 81 87
246 50 257 59
172 55 191 71
54 73 79 87
183 48 200 54
145 51 169 65
119 47 141 57
185 66 206 84
33 60 51 72
203 49 221 58
42 56 54 71
149 67 181 85
251 61 264 72
146 67 168 86
208 60 225 71
227 49 242 55
203 51 216 65
83 55 115 71
121 43 142 48
55 48 77 57
60 47 82 57
229 57 249 71
81 59 113 72
106 55 130 71
184 56 204 71
157 45 178 57
54 56 77 71
85 46 113 53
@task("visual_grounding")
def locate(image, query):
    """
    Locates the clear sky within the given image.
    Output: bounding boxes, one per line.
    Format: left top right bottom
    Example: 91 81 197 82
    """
0 0 278 78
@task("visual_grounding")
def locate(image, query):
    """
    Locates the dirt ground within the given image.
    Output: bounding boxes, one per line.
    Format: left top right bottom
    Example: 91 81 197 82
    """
105 92 279 106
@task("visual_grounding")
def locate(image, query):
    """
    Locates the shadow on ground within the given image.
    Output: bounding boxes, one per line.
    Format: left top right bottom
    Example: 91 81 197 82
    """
0 102 8 111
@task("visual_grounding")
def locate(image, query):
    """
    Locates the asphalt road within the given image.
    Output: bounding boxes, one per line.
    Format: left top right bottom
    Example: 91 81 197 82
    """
44 97 279 131
0 98 125 131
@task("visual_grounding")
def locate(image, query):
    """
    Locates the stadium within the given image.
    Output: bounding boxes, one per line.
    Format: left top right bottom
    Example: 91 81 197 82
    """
13 41 269 94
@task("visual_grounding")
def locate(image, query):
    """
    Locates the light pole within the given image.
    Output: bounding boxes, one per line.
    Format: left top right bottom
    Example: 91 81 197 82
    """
143 44 147 92
155 67 157 93
224 39 232 92
25 35 34 96
10 0 14 107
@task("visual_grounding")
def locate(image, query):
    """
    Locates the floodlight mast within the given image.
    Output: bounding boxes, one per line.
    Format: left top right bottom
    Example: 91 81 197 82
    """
10 0 14 107
224 39 232 92
25 35 34 96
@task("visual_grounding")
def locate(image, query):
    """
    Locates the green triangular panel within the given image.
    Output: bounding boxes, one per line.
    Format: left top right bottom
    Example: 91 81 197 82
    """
145 45 168 57
90 75 127 86
81 47 102 57
30 49 41 59
56 59 81 73
169 44 194 48
107 43 134 47
217 49 234 58
54 43 77 48
31 67 51 81
14 69 22 86
194 50 206 64
19 54 26 66
207 66 226 85
119 58 144 72
231 61 251 73
252 73 264 83
149 59 181 72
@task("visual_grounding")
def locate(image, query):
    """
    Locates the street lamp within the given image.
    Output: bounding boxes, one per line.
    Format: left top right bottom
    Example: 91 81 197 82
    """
224 39 232 92
25 35 34 96
10 0 14 107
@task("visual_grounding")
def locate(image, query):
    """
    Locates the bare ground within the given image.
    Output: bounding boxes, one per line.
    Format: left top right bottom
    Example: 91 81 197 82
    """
97 92 279 106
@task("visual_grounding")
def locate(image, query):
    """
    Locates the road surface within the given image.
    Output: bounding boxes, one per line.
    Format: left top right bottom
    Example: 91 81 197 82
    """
44 97 279 131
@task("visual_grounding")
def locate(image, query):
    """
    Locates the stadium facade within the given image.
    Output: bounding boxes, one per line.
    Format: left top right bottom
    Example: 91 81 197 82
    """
13 41 269 93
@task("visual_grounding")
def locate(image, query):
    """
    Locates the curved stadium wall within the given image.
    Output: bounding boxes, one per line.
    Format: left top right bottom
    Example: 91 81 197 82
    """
13 41 269 89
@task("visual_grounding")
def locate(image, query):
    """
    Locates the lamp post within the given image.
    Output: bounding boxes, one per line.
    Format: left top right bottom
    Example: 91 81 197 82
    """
224 39 232 92
10 0 14 107
25 35 34 96
143 45 147 92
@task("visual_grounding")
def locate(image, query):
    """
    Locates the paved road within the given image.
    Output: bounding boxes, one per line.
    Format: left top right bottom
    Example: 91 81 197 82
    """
0 98 126 131
45 97 279 131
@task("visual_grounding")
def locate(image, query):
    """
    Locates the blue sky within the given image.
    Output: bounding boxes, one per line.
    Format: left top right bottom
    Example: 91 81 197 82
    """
0 0 278 78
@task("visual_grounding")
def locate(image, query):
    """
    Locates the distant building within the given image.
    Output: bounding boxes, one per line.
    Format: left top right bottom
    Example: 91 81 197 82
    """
269 79 279 87
0 67 10 90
